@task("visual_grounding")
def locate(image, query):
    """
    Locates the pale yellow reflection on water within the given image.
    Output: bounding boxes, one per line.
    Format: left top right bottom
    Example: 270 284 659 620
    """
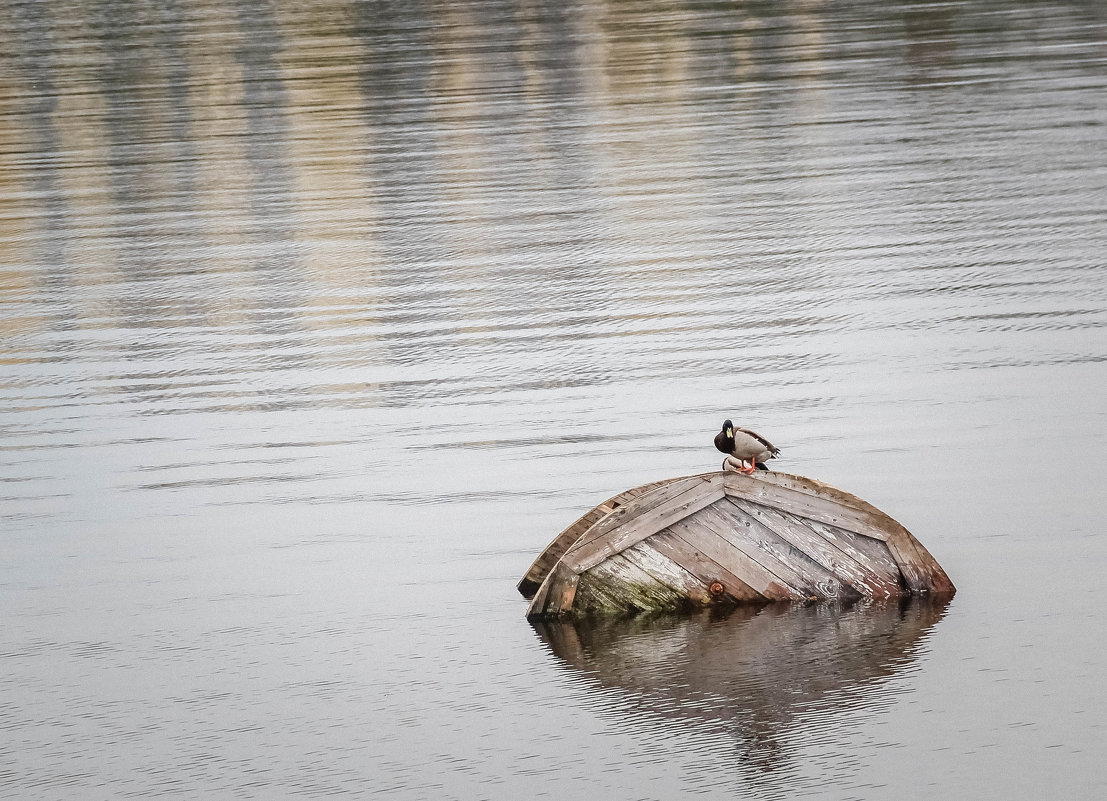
1 1 1105 798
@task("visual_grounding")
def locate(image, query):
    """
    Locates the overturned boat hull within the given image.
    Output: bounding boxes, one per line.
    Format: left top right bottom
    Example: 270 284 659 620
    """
520 471 955 619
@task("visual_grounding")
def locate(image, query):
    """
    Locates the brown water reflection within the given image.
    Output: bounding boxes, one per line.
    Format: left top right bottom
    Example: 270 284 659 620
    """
534 598 949 778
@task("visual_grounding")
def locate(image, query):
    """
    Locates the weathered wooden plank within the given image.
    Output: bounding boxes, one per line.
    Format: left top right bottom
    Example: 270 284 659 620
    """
911 536 955 593
736 471 889 517
526 562 556 616
525 561 579 618
575 552 695 615
885 529 957 595
664 513 810 601
562 480 725 574
558 569 579 612
727 498 902 598
686 505 814 598
568 475 717 556
700 503 862 602
723 472 893 541
517 477 684 598
621 542 717 605
747 473 953 594
886 535 928 593
801 517 902 586
644 528 767 603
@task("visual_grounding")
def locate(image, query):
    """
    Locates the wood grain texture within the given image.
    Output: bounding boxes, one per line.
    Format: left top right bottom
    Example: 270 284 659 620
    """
701 502 863 602
522 471 954 618
722 471 895 540
561 477 725 574
736 470 886 513
525 561 579 618
802 517 901 580
567 475 717 555
727 497 901 598
663 513 808 601
646 527 767 602
517 476 683 598
621 542 717 605
575 552 695 615
885 529 957 595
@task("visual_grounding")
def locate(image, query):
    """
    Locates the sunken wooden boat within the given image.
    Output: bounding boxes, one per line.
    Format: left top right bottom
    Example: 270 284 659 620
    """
520 471 954 619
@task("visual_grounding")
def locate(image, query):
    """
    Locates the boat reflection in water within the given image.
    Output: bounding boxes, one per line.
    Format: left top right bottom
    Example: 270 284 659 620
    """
532 598 951 775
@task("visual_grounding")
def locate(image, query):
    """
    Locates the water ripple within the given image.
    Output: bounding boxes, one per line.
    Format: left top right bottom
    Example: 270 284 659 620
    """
2 1 1106 798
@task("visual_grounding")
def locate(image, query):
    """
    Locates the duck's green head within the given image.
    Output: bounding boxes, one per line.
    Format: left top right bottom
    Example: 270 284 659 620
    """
721 419 734 437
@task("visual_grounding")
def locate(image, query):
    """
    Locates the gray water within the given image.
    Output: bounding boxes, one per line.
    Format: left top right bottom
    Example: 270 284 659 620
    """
2 1 1106 798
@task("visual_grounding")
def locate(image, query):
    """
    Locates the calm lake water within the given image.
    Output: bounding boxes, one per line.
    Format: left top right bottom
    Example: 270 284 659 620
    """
2 1 1106 798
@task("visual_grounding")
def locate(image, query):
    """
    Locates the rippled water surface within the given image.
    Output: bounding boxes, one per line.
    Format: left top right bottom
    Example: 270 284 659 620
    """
2 1 1106 798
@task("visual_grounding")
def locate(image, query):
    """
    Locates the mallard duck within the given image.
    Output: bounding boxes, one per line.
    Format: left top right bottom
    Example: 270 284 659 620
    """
714 419 780 474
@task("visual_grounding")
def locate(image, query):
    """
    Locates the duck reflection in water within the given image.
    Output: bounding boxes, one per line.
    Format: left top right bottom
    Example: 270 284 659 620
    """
532 597 950 776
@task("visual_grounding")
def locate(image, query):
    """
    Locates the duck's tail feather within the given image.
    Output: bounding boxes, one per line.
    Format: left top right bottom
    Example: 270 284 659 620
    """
755 461 771 471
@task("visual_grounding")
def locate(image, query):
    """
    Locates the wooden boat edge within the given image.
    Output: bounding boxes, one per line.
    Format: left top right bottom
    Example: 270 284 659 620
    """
516 474 709 598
